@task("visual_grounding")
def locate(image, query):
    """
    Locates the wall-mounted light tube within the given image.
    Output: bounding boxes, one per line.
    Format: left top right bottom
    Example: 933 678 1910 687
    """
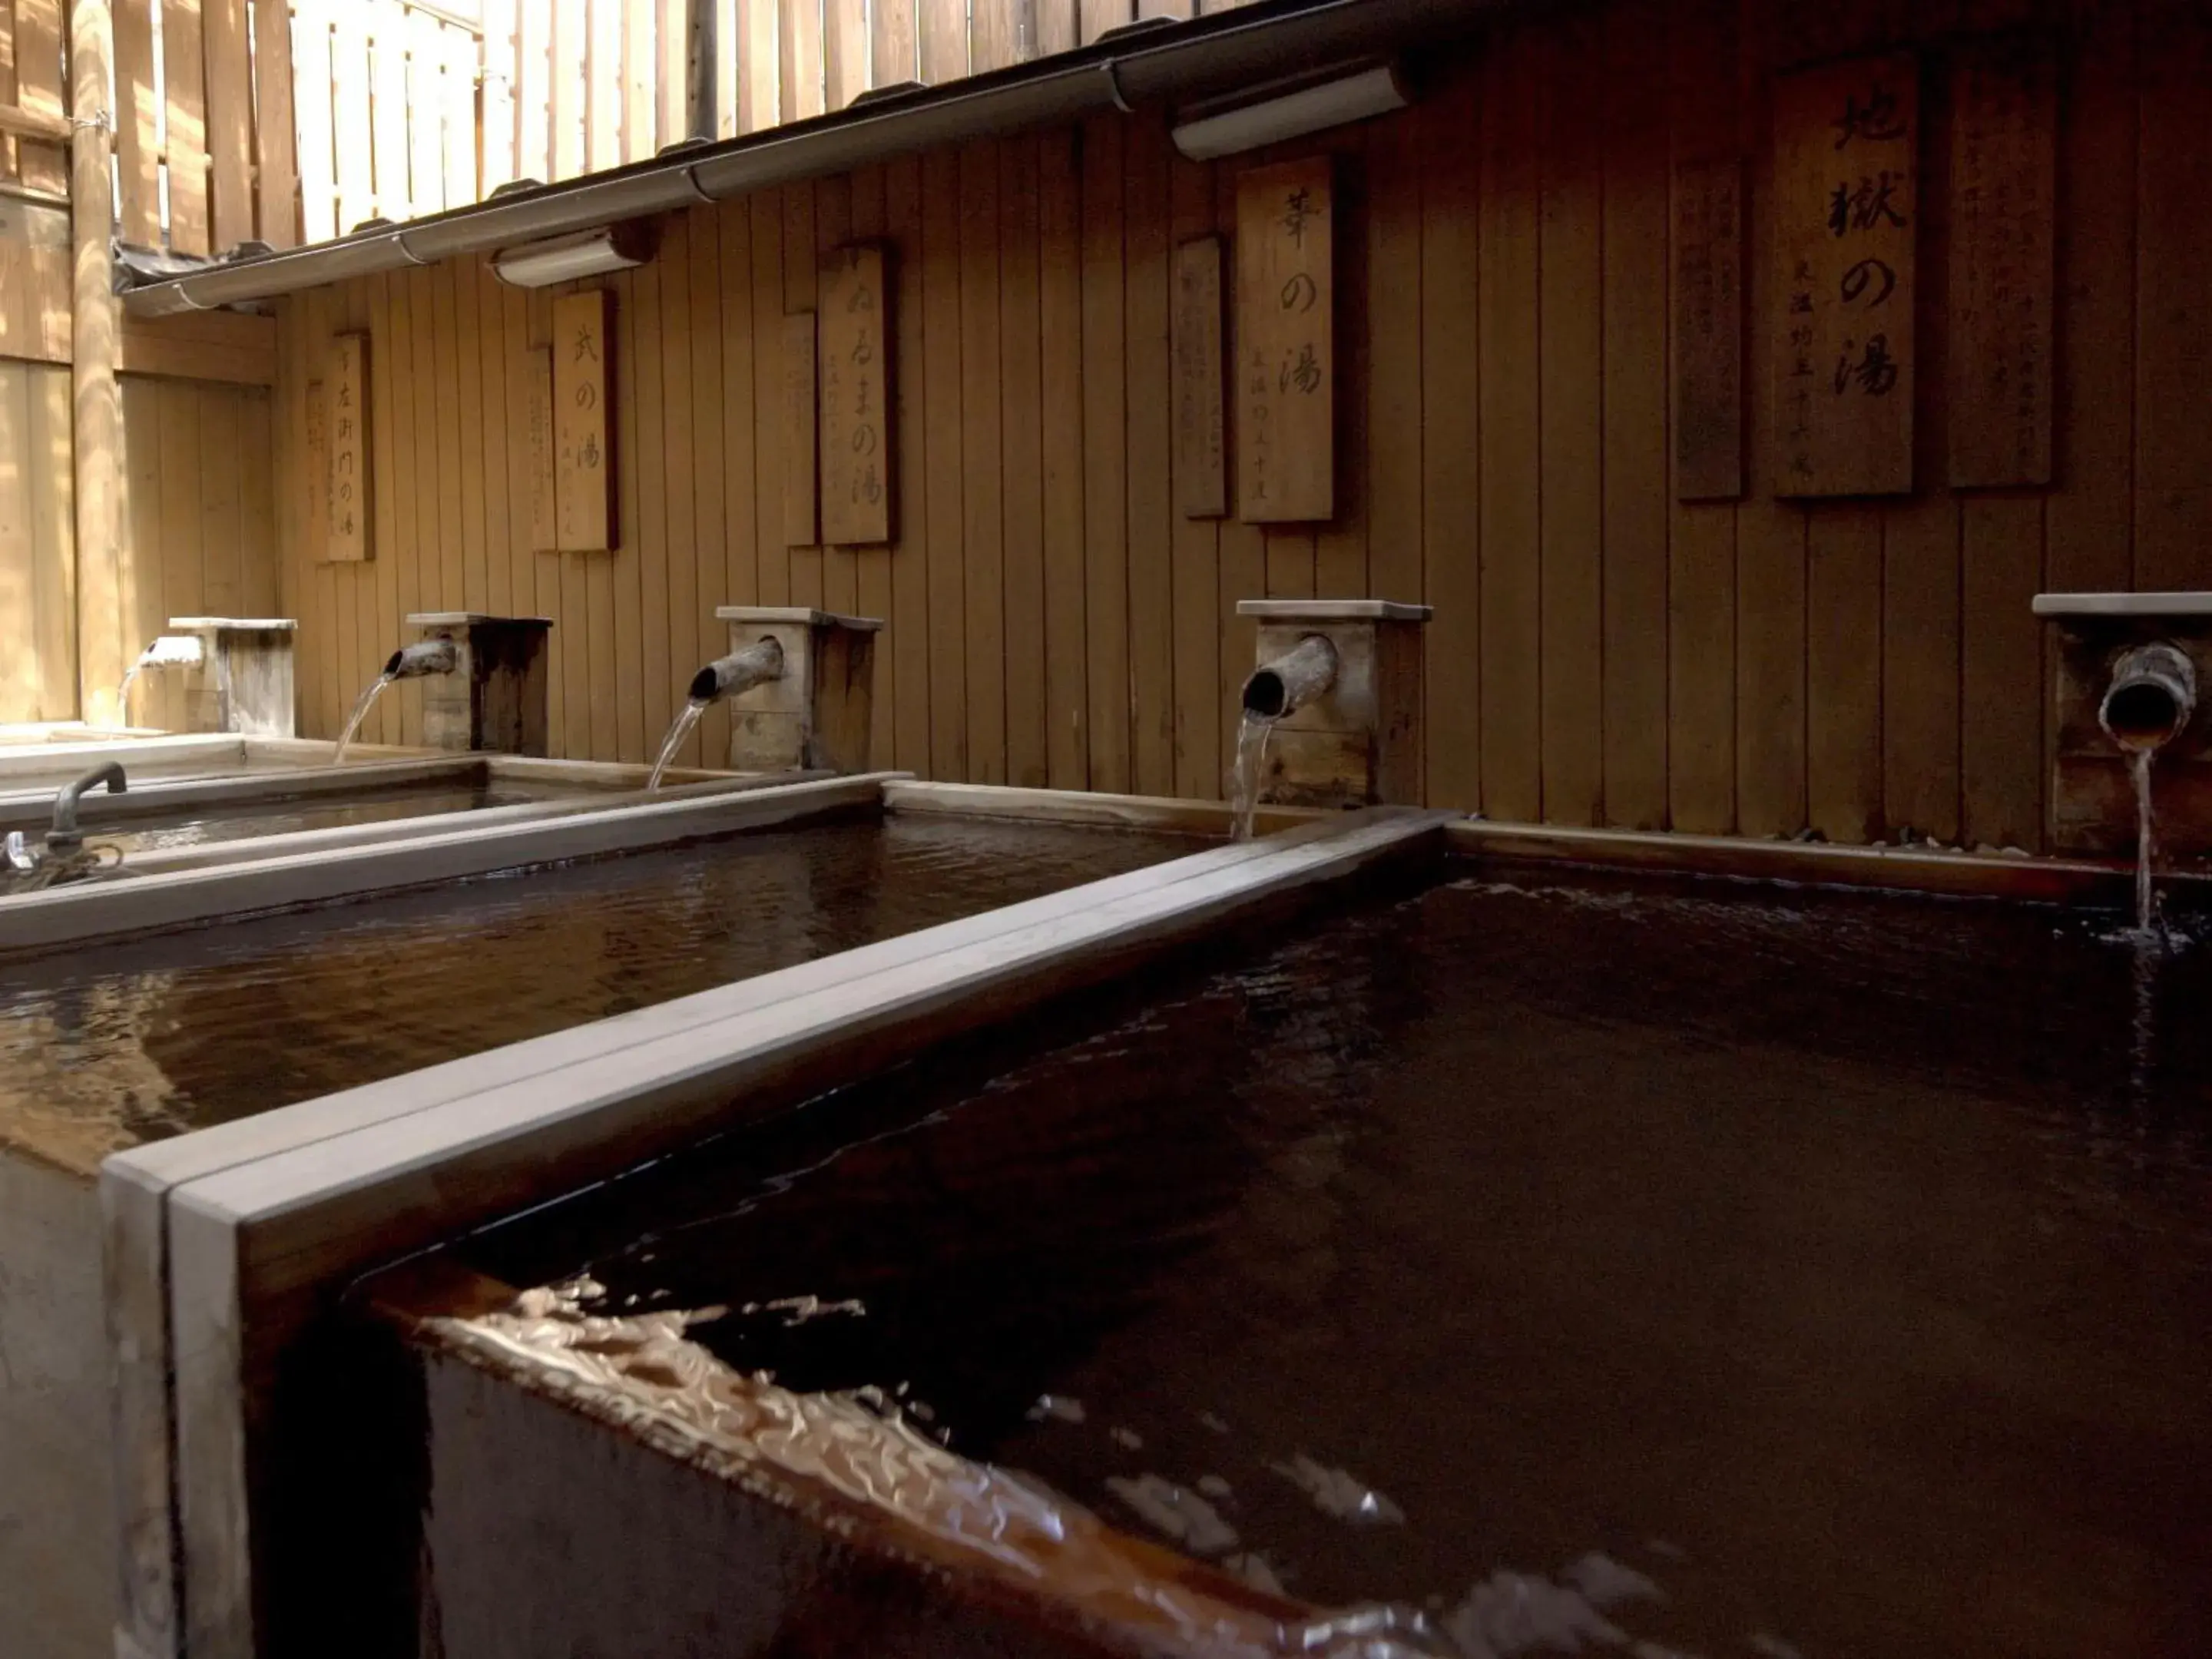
1171 62 1409 160
491 226 648 288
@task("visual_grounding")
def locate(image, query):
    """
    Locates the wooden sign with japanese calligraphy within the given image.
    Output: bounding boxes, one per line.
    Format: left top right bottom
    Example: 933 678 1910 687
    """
305 379 331 562
553 289 614 551
783 312 820 547
523 344 557 555
325 334 371 561
1235 157 1333 523
1772 52 1918 498
1948 36 2055 488
818 243 892 546
1173 235 1227 518
1672 160 1744 501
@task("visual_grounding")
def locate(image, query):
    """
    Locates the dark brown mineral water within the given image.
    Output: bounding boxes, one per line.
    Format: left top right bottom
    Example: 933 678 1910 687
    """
0 816 1196 1167
462 867 2212 1659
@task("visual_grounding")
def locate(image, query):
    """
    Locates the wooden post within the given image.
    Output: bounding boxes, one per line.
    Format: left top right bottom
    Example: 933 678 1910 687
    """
72 0 125 727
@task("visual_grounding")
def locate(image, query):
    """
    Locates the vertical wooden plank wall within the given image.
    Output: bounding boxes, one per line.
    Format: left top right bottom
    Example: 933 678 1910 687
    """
257 3 2211 851
0 363 76 723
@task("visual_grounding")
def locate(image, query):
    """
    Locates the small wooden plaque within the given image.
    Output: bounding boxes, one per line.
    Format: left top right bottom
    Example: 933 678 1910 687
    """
783 312 820 547
552 289 614 551
304 378 330 563
1948 35 2055 488
1671 160 1743 501
819 243 892 545
1235 156 1334 523
523 343 557 554
326 335 371 561
1172 235 1227 519
1772 51 1919 498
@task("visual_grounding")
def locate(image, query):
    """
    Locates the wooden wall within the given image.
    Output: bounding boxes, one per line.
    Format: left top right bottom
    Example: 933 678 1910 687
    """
0 362 75 723
271 0 2212 850
115 378 281 730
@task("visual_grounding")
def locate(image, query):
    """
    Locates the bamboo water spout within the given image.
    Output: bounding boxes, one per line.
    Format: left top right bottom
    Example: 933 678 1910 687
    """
2100 644 2197 753
384 639 461 680
1231 636 1342 840
647 639 789 790
332 642 459 764
689 637 786 705
2101 643 2197 934
1241 634 1340 721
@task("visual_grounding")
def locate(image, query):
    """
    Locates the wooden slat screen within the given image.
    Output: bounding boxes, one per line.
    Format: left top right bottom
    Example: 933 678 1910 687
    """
8 2 1270 273
111 0 302 252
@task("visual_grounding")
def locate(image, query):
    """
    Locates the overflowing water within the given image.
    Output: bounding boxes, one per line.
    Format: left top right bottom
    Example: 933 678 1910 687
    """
459 869 2212 1658
1228 712 1274 843
646 698 708 791
333 671 396 763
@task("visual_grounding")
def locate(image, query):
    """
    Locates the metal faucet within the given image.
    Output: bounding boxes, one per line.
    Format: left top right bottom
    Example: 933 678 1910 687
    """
4 762 127 880
47 761 127 853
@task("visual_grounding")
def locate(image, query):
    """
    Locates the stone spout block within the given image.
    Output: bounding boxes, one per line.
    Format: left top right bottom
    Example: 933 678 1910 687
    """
713 608 883 774
1235 599 1432 810
404 613 553 756
2035 592 2212 856
167 617 298 737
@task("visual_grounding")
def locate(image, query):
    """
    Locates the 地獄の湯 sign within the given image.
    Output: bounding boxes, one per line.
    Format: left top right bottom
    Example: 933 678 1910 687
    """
552 289 614 551
1773 53 1918 498
326 335 370 561
819 243 892 545
1236 157 1333 522
1948 35 2055 488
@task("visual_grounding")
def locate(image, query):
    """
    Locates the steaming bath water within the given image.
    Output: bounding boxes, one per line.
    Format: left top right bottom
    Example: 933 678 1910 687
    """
463 869 2212 1659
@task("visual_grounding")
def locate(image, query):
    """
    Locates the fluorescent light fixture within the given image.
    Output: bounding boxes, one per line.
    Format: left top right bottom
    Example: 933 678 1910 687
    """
492 224 649 288
1171 62 1409 161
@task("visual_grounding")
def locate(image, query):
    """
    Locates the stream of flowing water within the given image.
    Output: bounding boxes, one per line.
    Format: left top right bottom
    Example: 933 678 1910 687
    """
647 699 708 791
2128 746 2158 935
1228 713 1274 843
111 665 144 729
333 672 396 764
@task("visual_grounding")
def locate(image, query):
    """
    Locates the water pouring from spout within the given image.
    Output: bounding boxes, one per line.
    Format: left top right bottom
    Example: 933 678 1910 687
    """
111 634 206 728
333 639 460 763
2099 641 2197 935
1230 634 1339 841
648 637 786 790
647 700 707 791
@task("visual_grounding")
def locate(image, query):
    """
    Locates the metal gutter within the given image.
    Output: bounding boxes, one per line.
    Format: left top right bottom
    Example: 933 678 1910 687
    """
124 0 1502 318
